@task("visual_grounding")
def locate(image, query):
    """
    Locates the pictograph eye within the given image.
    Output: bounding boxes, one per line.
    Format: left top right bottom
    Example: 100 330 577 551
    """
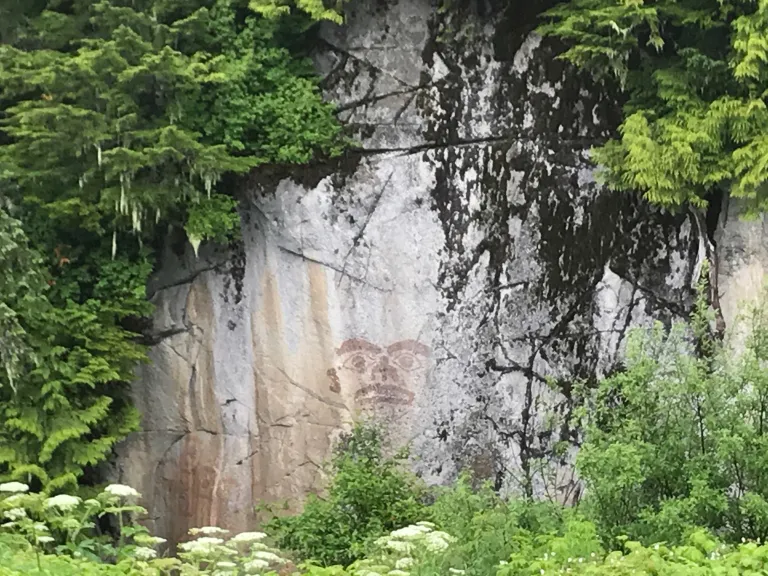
343 353 373 373
390 351 422 372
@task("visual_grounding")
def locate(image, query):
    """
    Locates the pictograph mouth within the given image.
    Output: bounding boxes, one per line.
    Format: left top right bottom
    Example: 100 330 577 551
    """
355 384 414 406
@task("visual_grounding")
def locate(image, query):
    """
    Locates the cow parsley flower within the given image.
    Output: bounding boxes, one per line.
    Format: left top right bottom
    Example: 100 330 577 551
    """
134 547 157 561
395 558 414 570
2 494 24 506
217 561 237 568
103 484 140 498
390 525 430 540
245 558 270 571
424 531 453 551
252 550 285 563
0 482 29 493
3 508 26 521
179 537 225 555
449 569 465 575
45 494 82 511
36 536 55 544
385 540 413 553
230 531 267 544
135 535 167 546
389 570 410 576
190 526 229 536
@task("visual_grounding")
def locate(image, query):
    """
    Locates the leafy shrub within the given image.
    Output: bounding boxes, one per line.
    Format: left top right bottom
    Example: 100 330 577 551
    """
267 422 429 567
420 474 567 576
575 286 768 545
496 529 768 576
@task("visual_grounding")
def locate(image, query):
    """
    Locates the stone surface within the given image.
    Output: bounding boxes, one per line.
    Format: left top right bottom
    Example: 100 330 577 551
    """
114 0 705 543
717 197 768 331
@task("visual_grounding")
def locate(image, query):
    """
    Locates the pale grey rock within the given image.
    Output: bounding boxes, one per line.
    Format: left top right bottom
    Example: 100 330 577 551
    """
717 197 768 334
114 0 703 542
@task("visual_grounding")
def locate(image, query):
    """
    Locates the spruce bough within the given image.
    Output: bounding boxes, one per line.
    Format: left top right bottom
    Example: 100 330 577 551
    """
539 0 768 212
0 0 345 491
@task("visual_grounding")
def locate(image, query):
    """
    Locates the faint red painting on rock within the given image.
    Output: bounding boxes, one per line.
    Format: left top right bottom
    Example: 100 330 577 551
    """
326 338 431 414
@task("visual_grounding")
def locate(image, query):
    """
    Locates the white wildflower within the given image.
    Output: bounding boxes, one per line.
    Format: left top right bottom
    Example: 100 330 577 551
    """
385 540 413 553
135 534 167 546
32 522 48 532
245 559 270 572
36 536 54 544
45 494 82 511
252 550 285 563
3 508 26 521
416 521 436 528
229 531 267 543
541 570 545 575
395 558 414 570
134 547 157 561
449 569 465 575
217 561 237 569
388 571 410 576
0 482 29 493
390 525 431 540
499 561 508 566
190 526 230 536
179 536 225 555
103 484 140 498
84 499 101 509
578 558 584 563
424 531 454 551
2 494 24 506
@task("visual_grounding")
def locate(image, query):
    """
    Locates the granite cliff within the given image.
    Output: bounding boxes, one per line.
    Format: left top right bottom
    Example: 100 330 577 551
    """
111 0 765 543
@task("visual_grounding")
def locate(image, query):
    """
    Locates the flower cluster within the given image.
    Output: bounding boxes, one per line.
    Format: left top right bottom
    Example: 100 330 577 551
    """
177 524 288 575
350 522 457 576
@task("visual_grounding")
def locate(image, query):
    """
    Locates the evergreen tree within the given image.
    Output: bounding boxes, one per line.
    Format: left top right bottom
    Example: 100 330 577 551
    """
539 0 768 212
0 0 345 490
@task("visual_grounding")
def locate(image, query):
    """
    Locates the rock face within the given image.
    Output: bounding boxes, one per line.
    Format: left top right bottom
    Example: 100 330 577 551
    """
114 0 704 544
717 197 768 329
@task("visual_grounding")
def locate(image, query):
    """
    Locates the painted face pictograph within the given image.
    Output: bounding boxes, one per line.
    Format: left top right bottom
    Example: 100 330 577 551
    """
327 338 431 413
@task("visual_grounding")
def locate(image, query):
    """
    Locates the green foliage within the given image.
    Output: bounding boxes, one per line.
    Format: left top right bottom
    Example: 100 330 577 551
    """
494 527 768 576
0 481 295 574
0 0 345 492
0 0 344 242
184 193 240 253
538 0 768 211
0 209 48 393
0 211 146 491
267 422 430 567
250 0 347 24
418 474 568 576
574 281 768 545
